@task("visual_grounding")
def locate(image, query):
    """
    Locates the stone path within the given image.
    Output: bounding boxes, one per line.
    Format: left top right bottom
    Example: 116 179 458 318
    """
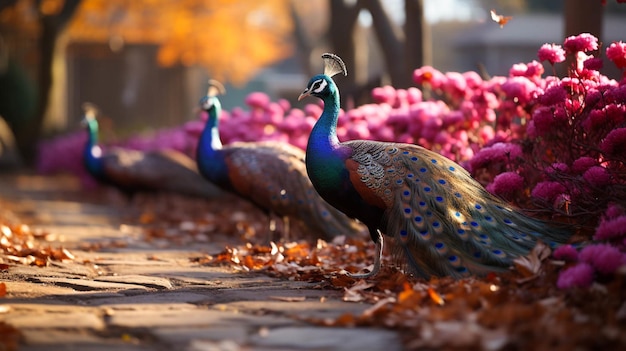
0 173 403 351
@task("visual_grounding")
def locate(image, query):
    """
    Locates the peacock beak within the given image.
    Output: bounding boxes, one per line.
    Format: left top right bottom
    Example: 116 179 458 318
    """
298 90 310 101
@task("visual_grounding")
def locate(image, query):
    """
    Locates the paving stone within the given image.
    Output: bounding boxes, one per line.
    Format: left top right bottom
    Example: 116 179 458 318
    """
108 309 294 329
87 291 210 306
2 307 104 329
249 326 403 351
94 275 173 289
152 325 249 346
31 277 149 291
216 299 369 321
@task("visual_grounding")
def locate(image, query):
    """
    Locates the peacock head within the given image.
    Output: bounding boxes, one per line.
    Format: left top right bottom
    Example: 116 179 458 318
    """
199 79 226 111
80 102 99 127
298 53 347 102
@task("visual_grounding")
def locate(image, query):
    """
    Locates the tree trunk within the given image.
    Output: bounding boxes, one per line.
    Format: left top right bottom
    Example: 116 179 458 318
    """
13 0 81 165
404 0 429 76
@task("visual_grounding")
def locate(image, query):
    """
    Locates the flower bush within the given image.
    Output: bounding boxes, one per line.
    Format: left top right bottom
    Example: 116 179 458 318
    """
37 33 626 288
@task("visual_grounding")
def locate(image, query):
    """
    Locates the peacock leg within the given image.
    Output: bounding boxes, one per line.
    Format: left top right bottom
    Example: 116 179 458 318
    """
347 230 383 279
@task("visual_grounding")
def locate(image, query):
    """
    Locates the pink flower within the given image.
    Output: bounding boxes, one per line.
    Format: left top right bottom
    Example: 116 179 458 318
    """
538 84 567 106
594 215 626 241
245 92 270 109
468 142 522 170
606 41 626 69
563 33 599 53
600 127 626 156
538 43 566 64
578 243 625 274
501 76 538 104
486 172 524 197
583 57 603 71
413 66 445 90
553 245 579 261
571 156 598 174
531 181 567 203
583 166 611 186
557 263 594 289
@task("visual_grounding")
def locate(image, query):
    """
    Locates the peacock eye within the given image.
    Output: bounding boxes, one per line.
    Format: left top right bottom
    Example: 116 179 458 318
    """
311 79 327 94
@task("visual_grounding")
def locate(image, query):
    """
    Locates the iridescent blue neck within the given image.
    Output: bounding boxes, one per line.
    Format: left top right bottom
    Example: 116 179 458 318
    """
306 76 345 190
83 118 105 178
307 76 341 154
197 97 229 184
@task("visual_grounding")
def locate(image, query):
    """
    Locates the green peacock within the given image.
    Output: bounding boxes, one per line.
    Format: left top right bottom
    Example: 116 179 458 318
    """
298 53 572 278
82 103 221 199
195 80 365 241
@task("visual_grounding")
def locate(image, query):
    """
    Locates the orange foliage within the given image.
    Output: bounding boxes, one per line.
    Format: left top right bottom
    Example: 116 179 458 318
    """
67 0 294 85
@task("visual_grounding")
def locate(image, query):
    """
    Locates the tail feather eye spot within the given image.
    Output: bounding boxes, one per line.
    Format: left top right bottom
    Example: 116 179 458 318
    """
456 266 468 274
454 192 462 198
438 179 447 185
411 156 419 161
448 166 456 172
436 196 444 203
414 216 423 223
431 159 438 164
492 249 506 258
424 186 431 192
420 167 427 173
420 230 431 240
419 201 427 207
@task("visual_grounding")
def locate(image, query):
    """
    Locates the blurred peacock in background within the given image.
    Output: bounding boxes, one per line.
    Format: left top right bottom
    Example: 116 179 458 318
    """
196 80 365 241
82 103 221 199
298 53 572 279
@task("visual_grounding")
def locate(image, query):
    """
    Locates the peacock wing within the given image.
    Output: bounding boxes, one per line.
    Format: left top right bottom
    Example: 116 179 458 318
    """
102 148 221 198
223 142 364 239
344 140 570 278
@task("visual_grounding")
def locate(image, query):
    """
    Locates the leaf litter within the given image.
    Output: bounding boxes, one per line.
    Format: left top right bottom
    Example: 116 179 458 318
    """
1 192 625 350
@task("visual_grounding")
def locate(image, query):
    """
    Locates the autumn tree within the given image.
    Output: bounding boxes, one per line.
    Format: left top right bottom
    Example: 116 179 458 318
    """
1 0 294 165
291 0 430 107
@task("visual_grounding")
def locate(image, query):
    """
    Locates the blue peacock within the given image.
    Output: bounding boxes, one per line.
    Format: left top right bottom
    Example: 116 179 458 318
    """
82 103 221 199
195 80 365 241
298 53 572 279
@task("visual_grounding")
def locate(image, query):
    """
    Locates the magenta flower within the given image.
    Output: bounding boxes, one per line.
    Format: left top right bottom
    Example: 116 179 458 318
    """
468 142 522 170
413 66 445 90
571 156 598 174
486 172 524 197
594 215 626 241
245 92 270 109
563 33 599 53
501 76 538 104
538 84 567 106
557 263 594 289
606 41 626 69
531 181 567 203
599 127 626 156
538 43 566 64
583 166 611 187
578 244 625 275
553 245 579 261
583 57 603 71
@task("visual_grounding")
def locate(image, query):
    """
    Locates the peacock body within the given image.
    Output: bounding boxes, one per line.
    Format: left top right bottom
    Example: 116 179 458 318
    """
82 104 221 199
196 81 365 241
299 54 572 279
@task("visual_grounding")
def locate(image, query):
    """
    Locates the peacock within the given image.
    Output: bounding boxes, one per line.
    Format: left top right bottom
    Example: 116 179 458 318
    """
82 103 221 199
196 80 365 241
298 53 572 279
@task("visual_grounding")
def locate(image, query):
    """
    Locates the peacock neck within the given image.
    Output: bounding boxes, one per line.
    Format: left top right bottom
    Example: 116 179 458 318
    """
197 98 229 184
306 82 346 191
83 118 105 177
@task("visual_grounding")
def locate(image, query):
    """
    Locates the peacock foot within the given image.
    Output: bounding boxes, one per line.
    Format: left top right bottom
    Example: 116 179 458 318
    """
347 231 383 279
